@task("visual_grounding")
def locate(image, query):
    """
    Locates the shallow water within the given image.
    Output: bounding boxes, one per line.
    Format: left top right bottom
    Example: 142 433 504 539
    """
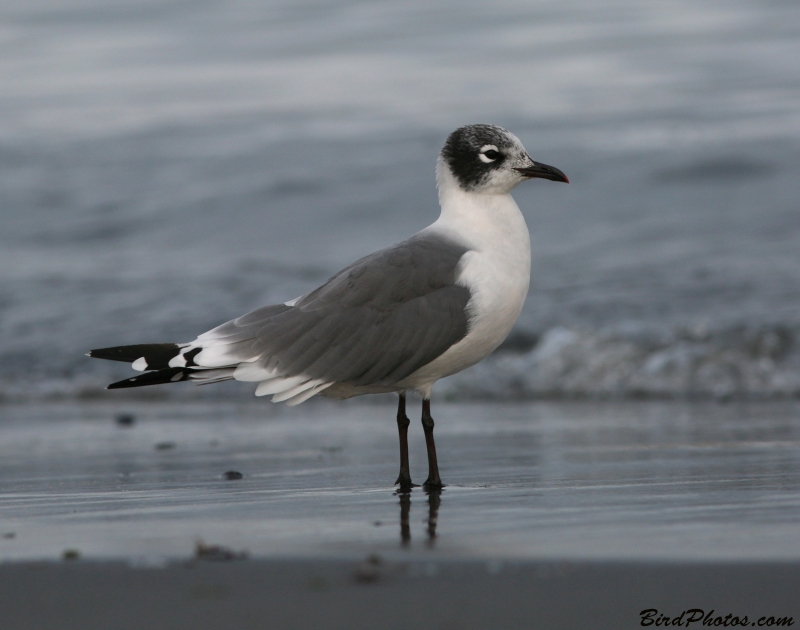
1 400 799 563
0 0 799 398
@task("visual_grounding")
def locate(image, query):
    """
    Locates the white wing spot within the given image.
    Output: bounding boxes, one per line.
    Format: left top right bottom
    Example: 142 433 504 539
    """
169 353 187 368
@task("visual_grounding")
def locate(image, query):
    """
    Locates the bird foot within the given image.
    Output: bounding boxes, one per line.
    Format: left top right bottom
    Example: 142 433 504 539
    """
395 474 418 492
422 478 445 491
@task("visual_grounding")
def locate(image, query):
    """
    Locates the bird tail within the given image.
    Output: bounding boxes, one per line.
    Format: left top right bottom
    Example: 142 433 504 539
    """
87 343 234 389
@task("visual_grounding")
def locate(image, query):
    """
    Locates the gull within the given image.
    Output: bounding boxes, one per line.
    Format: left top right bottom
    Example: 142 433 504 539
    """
88 124 568 489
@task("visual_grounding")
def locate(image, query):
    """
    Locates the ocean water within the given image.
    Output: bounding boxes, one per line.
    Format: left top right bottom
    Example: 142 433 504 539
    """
1 0 799 400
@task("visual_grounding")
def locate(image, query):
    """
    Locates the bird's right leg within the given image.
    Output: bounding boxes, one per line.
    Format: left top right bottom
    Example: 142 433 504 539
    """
394 393 415 491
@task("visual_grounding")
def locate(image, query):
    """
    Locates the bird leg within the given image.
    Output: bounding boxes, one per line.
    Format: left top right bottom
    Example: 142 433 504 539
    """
421 399 444 489
394 393 415 490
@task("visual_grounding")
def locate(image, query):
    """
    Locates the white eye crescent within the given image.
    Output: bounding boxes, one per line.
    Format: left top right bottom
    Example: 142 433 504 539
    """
479 145 501 163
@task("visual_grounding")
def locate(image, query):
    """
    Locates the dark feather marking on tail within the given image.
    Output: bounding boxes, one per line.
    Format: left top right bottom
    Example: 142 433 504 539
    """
182 347 202 367
107 367 190 389
88 343 181 369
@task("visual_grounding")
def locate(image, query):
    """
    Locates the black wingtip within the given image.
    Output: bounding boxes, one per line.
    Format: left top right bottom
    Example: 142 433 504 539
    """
107 377 139 390
107 367 190 390
87 343 181 367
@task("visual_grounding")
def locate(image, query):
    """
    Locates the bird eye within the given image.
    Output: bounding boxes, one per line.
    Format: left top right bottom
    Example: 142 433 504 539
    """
478 147 501 164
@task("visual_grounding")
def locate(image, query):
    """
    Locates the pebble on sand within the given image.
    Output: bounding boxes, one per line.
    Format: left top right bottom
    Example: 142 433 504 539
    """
115 413 136 427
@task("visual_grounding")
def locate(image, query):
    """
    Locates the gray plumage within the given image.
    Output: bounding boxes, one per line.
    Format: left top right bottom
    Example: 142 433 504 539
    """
202 232 471 387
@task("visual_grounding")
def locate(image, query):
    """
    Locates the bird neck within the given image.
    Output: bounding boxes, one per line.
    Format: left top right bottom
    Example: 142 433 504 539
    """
432 160 530 254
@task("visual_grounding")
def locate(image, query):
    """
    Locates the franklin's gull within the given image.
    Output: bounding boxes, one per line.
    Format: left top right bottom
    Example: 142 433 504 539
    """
88 124 569 489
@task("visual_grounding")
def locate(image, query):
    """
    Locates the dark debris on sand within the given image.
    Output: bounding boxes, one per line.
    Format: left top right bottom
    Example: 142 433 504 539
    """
194 540 247 562
115 413 136 427
353 554 383 584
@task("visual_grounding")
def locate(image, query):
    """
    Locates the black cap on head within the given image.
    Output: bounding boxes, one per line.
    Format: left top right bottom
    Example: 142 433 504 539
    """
441 124 518 191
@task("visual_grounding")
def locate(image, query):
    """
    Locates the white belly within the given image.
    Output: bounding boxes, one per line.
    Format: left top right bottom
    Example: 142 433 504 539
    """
398 188 531 397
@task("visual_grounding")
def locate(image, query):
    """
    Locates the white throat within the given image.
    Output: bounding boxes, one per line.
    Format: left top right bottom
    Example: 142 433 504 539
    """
430 158 531 255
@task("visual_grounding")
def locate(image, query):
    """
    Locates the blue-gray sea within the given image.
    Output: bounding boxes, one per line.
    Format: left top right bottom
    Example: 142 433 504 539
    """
1 0 799 400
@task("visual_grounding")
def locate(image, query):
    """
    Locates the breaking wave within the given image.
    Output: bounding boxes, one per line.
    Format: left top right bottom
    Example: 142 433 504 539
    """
5 324 799 402
441 324 800 401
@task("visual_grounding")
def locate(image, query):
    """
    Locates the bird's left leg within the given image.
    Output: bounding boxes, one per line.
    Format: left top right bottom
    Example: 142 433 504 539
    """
421 398 444 489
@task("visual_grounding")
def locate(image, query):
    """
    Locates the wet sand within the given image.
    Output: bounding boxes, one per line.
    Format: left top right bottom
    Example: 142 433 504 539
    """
1 559 798 630
1 399 799 628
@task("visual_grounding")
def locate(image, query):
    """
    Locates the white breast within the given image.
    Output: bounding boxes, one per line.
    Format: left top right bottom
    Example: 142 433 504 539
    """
398 167 531 397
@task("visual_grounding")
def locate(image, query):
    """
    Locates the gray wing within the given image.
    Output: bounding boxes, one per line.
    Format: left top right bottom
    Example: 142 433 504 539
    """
191 232 471 392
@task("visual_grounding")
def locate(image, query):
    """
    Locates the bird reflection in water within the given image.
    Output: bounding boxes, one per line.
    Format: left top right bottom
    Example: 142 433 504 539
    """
395 488 441 548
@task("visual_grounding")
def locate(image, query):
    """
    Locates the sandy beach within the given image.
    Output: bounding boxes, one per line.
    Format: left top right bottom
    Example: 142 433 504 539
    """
1 399 798 628
2 559 798 630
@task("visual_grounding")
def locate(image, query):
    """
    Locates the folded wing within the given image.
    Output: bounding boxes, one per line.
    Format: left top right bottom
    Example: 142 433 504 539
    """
95 232 472 405
188 234 470 402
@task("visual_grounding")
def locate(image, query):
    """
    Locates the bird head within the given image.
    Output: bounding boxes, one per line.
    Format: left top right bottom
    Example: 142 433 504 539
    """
438 124 568 195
